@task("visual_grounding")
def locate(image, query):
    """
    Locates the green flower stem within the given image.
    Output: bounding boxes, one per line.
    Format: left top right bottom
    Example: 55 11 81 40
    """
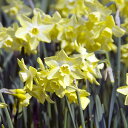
105 52 111 66
76 90 86 128
116 37 121 87
64 108 68 128
108 9 121 128
86 80 93 128
40 0 52 125
120 108 127 128
54 102 59 128
42 43 48 57
23 107 27 128
41 0 50 12
65 97 77 128
115 8 121 87
27 0 34 9
0 93 13 128
105 1 115 7
42 43 52 125
108 36 121 128
74 80 85 128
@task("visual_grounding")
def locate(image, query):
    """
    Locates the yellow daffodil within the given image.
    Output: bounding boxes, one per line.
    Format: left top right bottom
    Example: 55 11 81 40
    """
0 23 23 52
54 0 125 53
33 8 62 41
65 87 90 110
25 85 54 104
1 88 31 107
17 55 91 108
45 50 83 86
74 44 103 85
18 59 37 90
15 12 53 43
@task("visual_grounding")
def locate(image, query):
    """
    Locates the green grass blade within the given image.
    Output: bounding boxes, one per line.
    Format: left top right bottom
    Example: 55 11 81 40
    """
95 95 103 122
120 108 128 128
0 93 13 128
65 97 77 128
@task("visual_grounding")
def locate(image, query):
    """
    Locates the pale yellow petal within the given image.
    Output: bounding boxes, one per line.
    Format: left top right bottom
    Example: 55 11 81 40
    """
0 103 8 108
80 97 90 110
125 95 128 105
117 86 128 95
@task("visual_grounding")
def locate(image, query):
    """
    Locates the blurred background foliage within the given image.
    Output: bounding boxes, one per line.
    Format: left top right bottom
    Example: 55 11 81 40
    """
0 0 128 128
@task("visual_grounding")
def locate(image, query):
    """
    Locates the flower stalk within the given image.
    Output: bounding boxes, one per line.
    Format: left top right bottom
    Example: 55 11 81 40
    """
74 80 86 128
65 97 77 128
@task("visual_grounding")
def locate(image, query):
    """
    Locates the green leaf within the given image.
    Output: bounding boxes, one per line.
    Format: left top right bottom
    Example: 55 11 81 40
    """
120 108 128 128
95 95 103 122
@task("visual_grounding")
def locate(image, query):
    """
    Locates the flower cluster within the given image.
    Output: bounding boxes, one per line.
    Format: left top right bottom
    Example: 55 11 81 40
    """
0 0 128 111
0 9 59 54
54 0 125 53
14 49 103 109
0 0 125 55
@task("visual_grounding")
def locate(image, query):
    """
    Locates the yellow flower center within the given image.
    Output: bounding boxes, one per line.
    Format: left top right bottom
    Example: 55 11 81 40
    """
5 40 12 47
9 7 18 16
31 28 39 35
60 64 70 74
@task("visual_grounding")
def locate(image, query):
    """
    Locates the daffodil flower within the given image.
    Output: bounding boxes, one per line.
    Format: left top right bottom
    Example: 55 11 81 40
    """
0 23 23 52
15 12 53 42
18 59 37 90
65 87 90 110
45 50 83 87
25 85 54 104
17 53 92 109
1 89 31 107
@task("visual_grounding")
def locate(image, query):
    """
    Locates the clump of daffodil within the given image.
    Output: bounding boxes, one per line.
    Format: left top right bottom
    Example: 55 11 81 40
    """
0 22 40 54
2 0 32 18
17 49 103 109
0 23 23 52
0 21 45 55
74 44 104 85
0 8 62 54
18 58 54 105
45 49 84 87
117 73 128 105
53 0 125 53
57 8 124 53
0 8 60 54
0 3 125 55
